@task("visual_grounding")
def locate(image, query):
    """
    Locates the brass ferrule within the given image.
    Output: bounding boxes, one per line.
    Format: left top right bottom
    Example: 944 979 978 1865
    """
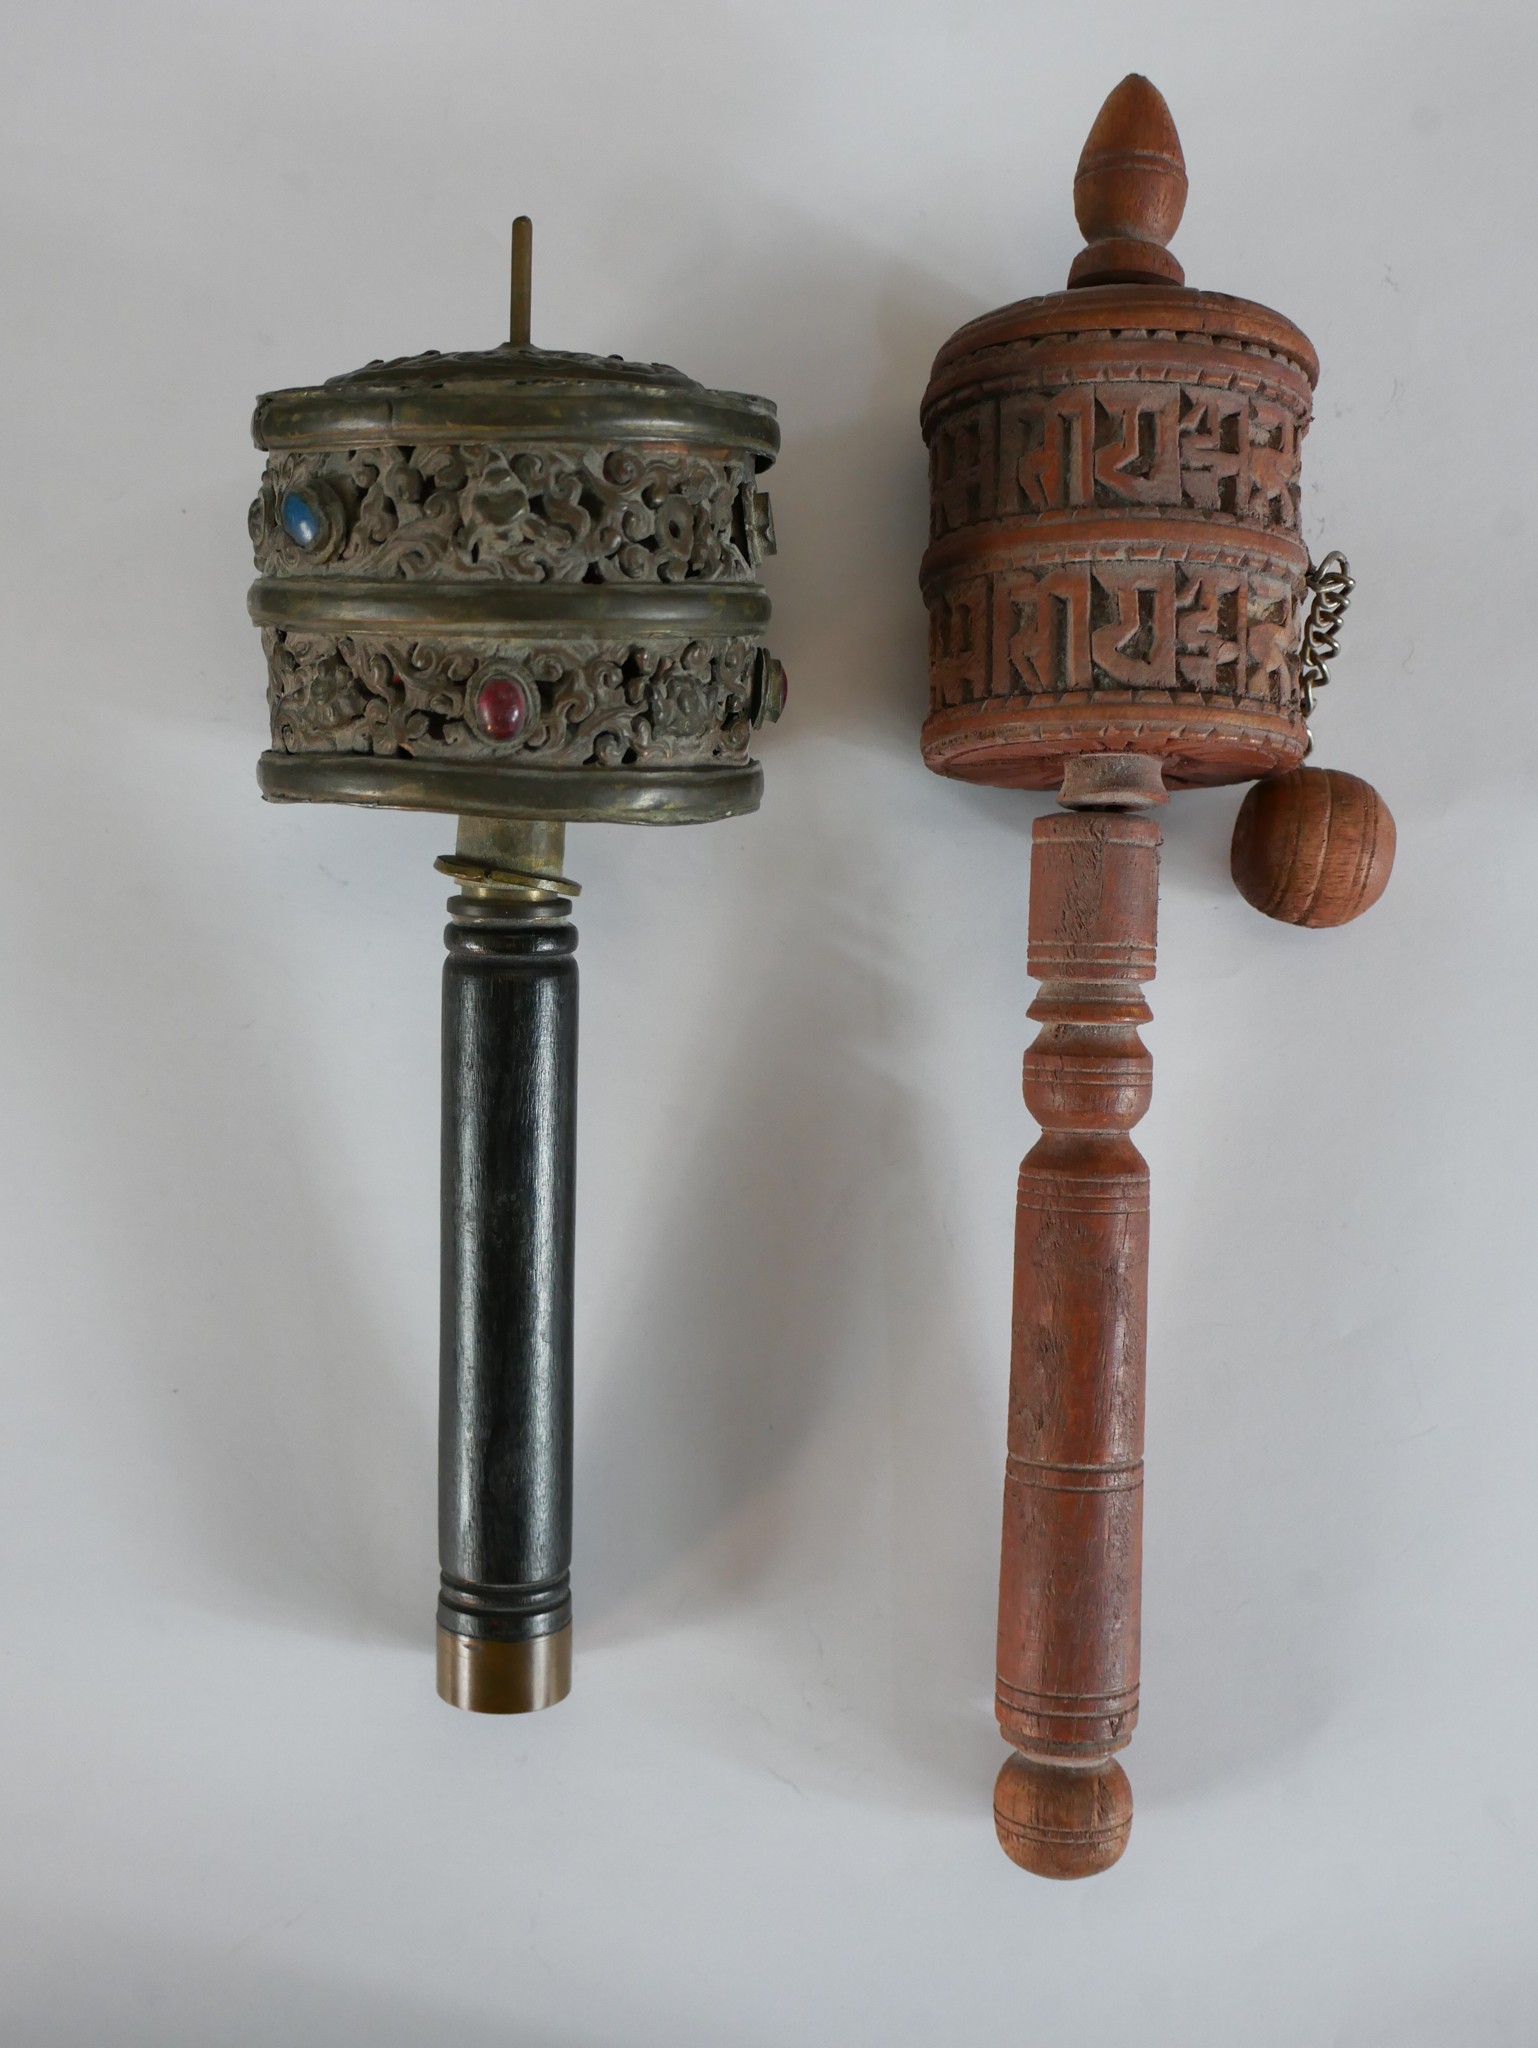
436 1625 573 1715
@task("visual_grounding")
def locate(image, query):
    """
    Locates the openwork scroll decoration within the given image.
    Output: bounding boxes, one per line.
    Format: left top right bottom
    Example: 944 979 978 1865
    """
251 443 774 586
263 629 758 769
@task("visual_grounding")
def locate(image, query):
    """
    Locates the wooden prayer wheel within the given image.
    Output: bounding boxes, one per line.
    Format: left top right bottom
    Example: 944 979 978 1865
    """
923 78 1313 792
248 221 782 1713
919 77 1392 1875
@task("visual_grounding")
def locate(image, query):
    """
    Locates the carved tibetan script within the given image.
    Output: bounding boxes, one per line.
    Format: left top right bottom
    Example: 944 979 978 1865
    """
929 380 1303 537
929 558 1300 710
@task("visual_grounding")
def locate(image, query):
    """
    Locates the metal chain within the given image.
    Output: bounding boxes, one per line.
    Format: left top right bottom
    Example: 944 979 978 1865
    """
1299 550 1354 721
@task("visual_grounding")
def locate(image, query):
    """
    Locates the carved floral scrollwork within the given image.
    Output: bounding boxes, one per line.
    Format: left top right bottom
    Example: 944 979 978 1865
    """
250 442 773 585
262 629 757 768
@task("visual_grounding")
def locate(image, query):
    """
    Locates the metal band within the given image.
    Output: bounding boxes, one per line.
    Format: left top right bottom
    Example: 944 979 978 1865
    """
436 1625 572 1715
248 577 771 637
258 751 764 824
254 388 780 461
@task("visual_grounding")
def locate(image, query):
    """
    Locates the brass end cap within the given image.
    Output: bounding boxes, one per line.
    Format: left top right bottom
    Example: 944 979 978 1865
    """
436 1624 572 1714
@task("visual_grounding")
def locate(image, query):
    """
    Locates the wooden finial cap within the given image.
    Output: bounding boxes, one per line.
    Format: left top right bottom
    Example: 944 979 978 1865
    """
994 1754 1133 1878
1069 74 1188 290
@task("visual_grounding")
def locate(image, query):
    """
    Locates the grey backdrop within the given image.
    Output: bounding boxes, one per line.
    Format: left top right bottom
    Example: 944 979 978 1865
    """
1 1 1531 2041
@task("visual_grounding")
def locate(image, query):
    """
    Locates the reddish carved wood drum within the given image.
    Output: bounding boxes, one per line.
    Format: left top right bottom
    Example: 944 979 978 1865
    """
922 82 1317 793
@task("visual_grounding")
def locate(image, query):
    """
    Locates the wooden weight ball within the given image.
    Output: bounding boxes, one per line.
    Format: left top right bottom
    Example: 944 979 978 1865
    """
1230 767 1395 928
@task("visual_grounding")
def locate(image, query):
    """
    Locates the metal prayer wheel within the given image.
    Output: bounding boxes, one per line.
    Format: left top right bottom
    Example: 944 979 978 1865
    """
248 220 782 1712
919 78 1393 1876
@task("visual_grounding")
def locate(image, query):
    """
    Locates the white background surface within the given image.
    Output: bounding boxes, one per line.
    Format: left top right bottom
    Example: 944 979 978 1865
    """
1 2 1533 2040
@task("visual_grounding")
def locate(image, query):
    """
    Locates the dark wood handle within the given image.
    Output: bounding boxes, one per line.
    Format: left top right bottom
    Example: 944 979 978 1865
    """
994 798 1160 1876
437 900 577 1712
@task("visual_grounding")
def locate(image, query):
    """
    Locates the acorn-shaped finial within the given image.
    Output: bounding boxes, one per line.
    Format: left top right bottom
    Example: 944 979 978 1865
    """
1069 74 1188 290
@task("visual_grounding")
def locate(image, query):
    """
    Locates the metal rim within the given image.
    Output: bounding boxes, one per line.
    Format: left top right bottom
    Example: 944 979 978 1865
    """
248 577 771 636
253 387 781 463
258 751 764 824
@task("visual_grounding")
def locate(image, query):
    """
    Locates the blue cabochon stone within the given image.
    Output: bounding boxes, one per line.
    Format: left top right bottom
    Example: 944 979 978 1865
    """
280 488 323 548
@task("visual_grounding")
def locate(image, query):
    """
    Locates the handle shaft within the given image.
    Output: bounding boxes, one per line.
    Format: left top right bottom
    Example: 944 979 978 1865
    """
994 801 1160 1874
437 901 577 1711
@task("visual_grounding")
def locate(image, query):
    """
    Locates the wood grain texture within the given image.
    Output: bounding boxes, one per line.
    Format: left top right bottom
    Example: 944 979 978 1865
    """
1230 766 1395 927
995 801 1159 1877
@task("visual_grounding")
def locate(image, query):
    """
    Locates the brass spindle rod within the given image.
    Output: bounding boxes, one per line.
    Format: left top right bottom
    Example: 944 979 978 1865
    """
510 216 533 347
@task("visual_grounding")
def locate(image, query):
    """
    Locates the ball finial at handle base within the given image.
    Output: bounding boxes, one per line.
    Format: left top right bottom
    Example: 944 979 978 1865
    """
994 1755 1134 1879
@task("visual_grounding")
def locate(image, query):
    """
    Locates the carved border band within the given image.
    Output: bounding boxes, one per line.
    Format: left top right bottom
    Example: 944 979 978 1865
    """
926 367 1309 544
264 628 760 769
251 441 774 586
927 538 1304 718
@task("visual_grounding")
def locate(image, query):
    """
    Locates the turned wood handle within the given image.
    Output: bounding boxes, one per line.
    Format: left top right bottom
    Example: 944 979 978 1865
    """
994 797 1160 1876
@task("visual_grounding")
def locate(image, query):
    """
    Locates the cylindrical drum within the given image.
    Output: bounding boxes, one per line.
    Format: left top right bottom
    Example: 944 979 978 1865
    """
249 342 783 827
920 287 1319 791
